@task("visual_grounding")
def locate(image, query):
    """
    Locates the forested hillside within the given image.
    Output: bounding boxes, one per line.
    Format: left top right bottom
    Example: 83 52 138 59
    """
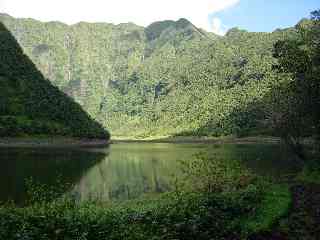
0 13 303 138
0 22 109 139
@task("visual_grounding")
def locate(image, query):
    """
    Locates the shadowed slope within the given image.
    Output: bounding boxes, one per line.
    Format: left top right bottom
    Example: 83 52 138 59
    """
0 22 109 139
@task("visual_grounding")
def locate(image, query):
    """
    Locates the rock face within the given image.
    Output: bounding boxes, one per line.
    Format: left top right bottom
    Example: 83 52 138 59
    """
0 13 295 138
0 21 109 139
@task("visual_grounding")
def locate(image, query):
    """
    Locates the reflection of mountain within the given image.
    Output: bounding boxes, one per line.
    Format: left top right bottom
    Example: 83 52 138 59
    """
72 145 183 201
0 148 107 204
72 153 176 201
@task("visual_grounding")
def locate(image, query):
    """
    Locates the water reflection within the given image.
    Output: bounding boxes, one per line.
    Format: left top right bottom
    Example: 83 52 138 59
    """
72 153 175 201
0 148 106 204
71 143 190 201
0 143 299 204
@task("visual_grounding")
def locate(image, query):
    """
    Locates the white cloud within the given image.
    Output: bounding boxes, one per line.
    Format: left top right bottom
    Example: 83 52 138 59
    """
211 18 224 35
0 0 239 32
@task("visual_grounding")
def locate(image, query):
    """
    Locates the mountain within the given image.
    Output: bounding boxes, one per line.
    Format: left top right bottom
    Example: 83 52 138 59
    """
0 21 109 139
0 13 297 138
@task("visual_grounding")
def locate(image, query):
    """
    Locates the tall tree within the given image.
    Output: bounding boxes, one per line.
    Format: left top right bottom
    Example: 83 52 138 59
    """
270 10 320 158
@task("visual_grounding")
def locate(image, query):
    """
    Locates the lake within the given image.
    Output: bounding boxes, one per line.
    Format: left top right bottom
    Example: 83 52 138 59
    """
0 143 299 204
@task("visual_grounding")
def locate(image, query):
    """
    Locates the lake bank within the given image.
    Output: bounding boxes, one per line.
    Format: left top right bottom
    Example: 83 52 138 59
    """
0 137 109 148
111 136 281 145
0 136 281 148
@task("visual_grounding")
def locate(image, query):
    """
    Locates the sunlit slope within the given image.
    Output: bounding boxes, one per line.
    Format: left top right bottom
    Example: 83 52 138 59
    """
1 14 296 138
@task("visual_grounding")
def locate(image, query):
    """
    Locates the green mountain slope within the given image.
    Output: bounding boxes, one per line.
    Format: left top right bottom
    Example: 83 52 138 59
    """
0 14 297 138
0 22 109 139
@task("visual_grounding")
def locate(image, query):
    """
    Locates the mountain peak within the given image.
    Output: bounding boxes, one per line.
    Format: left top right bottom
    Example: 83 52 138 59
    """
0 13 12 18
176 18 192 28
145 18 204 41
225 27 248 37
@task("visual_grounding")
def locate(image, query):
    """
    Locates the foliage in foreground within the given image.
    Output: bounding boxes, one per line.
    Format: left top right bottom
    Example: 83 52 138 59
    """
0 184 290 240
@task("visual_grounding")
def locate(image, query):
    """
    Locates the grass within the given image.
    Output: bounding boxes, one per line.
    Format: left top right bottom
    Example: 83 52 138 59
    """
240 184 291 235
295 159 320 184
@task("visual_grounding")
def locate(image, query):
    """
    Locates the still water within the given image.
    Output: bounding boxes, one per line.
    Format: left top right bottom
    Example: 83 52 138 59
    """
0 143 298 204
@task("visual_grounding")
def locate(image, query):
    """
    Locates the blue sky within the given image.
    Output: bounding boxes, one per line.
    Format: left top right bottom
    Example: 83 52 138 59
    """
210 0 319 33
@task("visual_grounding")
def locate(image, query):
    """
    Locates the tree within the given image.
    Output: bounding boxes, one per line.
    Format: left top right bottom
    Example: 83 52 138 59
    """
269 10 320 158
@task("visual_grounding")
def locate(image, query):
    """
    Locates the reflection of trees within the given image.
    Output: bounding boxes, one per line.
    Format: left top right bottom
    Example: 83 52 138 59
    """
0 148 107 204
72 149 178 202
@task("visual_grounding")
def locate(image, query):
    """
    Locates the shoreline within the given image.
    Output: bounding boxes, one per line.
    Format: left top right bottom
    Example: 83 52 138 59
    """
0 136 280 148
0 137 110 148
0 136 282 148
111 136 281 144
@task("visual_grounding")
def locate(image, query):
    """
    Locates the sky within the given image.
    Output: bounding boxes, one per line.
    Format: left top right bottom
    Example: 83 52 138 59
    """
0 0 319 35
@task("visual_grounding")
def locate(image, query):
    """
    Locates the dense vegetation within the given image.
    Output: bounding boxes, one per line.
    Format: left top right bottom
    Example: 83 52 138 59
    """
0 22 109 139
267 10 320 157
0 13 297 138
